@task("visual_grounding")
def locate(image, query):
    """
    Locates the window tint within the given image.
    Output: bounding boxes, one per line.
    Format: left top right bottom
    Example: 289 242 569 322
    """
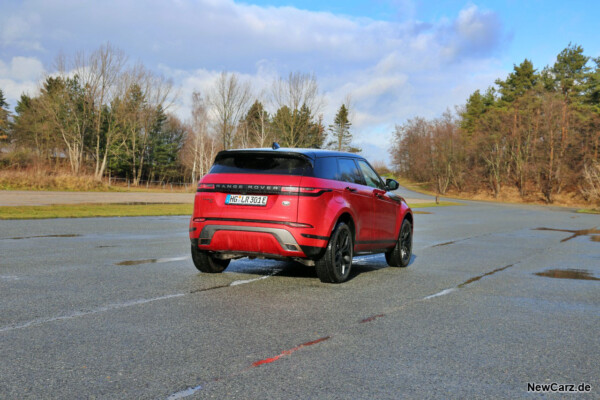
314 157 338 180
357 160 384 189
210 153 312 176
337 158 363 184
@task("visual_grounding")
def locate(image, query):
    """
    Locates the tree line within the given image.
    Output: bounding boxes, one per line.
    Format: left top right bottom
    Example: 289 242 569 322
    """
0 44 359 185
391 44 600 204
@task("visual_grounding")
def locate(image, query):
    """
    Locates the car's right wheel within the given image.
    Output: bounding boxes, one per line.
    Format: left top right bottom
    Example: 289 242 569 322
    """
315 222 353 283
191 245 230 273
385 218 412 267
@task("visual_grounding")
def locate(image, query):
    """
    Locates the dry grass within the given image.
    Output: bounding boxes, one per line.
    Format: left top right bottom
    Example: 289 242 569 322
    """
445 186 593 209
397 176 595 209
0 168 194 193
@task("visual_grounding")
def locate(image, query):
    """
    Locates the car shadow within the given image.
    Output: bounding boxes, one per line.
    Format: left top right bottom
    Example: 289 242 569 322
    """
222 253 418 283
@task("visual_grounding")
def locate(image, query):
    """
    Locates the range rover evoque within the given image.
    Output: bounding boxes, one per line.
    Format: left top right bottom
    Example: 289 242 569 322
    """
189 147 413 283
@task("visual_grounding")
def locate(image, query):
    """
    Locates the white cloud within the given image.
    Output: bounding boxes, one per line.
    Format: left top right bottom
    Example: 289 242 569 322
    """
0 56 45 105
0 0 509 164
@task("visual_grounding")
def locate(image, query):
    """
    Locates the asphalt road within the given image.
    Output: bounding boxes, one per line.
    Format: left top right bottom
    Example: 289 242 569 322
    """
1 194 599 399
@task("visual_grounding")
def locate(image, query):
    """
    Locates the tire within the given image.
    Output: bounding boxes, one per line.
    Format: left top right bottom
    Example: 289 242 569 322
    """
191 245 230 273
385 219 412 268
315 222 353 283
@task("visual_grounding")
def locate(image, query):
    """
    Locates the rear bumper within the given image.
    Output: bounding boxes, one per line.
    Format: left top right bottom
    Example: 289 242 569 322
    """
189 221 327 260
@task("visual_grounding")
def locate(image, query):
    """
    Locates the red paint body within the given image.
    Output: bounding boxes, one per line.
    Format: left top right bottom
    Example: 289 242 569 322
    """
189 149 412 262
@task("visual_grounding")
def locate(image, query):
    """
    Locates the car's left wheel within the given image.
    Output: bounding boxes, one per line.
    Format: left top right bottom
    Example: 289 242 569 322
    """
385 218 412 268
315 222 353 283
191 245 230 273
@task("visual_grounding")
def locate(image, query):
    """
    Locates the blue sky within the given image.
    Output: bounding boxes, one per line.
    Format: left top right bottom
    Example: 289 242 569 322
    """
1 0 598 163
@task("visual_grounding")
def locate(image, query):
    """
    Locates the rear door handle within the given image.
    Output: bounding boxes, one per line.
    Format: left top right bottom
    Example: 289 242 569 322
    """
345 186 357 192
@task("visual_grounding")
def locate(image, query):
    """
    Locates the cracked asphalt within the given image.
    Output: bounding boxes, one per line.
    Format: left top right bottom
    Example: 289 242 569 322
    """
1 189 599 399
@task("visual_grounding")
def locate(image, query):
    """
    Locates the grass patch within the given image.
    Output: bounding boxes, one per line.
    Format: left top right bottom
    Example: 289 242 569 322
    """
576 208 600 214
410 201 463 208
0 203 193 220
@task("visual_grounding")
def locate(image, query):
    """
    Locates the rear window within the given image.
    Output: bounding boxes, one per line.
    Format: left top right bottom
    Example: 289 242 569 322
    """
210 152 313 176
314 157 338 180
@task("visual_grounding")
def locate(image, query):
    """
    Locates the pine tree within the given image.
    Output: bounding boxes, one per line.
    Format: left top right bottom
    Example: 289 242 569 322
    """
496 59 538 103
242 100 271 147
0 89 10 142
327 104 359 152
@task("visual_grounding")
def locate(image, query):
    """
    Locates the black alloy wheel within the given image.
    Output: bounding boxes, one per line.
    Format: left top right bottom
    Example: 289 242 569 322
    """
315 222 353 283
385 219 412 268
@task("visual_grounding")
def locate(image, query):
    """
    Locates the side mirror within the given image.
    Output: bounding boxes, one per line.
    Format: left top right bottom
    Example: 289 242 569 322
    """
385 178 399 191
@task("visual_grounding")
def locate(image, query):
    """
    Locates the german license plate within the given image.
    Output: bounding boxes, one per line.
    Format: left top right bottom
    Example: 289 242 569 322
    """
225 194 268 206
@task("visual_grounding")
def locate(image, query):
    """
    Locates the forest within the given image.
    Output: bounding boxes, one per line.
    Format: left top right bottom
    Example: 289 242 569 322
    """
390 44 600 204
0 44 356 187
1 43 598 205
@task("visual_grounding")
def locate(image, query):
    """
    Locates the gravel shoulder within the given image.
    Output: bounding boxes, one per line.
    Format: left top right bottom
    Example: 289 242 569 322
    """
0 190 196 206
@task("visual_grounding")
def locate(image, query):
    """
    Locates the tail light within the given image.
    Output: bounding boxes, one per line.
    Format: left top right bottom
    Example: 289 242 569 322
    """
281 186 320 194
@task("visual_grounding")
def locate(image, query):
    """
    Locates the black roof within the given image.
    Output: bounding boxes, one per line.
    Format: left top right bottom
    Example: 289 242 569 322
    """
218 148 364 160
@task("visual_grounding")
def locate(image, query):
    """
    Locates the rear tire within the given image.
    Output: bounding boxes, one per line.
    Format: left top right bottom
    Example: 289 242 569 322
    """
315 223 353 283
191 245 230 273
385 219 412 268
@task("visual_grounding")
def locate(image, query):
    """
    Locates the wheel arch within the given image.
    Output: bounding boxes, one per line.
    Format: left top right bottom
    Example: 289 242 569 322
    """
335 211 356 242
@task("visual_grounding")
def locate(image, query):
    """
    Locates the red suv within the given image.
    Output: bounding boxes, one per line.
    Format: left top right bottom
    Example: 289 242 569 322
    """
189 148 413 283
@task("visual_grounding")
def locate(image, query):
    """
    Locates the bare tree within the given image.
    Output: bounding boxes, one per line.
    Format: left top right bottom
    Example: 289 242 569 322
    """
207 72 252 150
82 44 127 180
39 59 90 175
182 91 217 183
271 72 323 147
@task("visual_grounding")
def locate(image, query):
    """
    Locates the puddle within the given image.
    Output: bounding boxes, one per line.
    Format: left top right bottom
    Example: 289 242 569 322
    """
457 264 514 288
425 264 515 300
189 284 230 294
360 314 385 323
3 234 82 240
432 240 456 247
115 256 188 266
535 269 600 281
534 227 600 243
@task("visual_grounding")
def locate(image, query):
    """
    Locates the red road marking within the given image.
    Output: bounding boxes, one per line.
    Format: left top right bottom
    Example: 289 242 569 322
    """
251 336 331 367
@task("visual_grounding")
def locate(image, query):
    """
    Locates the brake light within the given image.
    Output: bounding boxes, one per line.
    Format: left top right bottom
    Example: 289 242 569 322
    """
193 217 206 222
199 183 214 189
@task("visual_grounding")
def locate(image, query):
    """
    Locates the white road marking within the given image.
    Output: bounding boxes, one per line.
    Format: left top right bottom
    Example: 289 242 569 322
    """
230 275 270 286
423 288 457 300
0 293 185 333
229 268 282 286
166 385 203 400
156 256 190 263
